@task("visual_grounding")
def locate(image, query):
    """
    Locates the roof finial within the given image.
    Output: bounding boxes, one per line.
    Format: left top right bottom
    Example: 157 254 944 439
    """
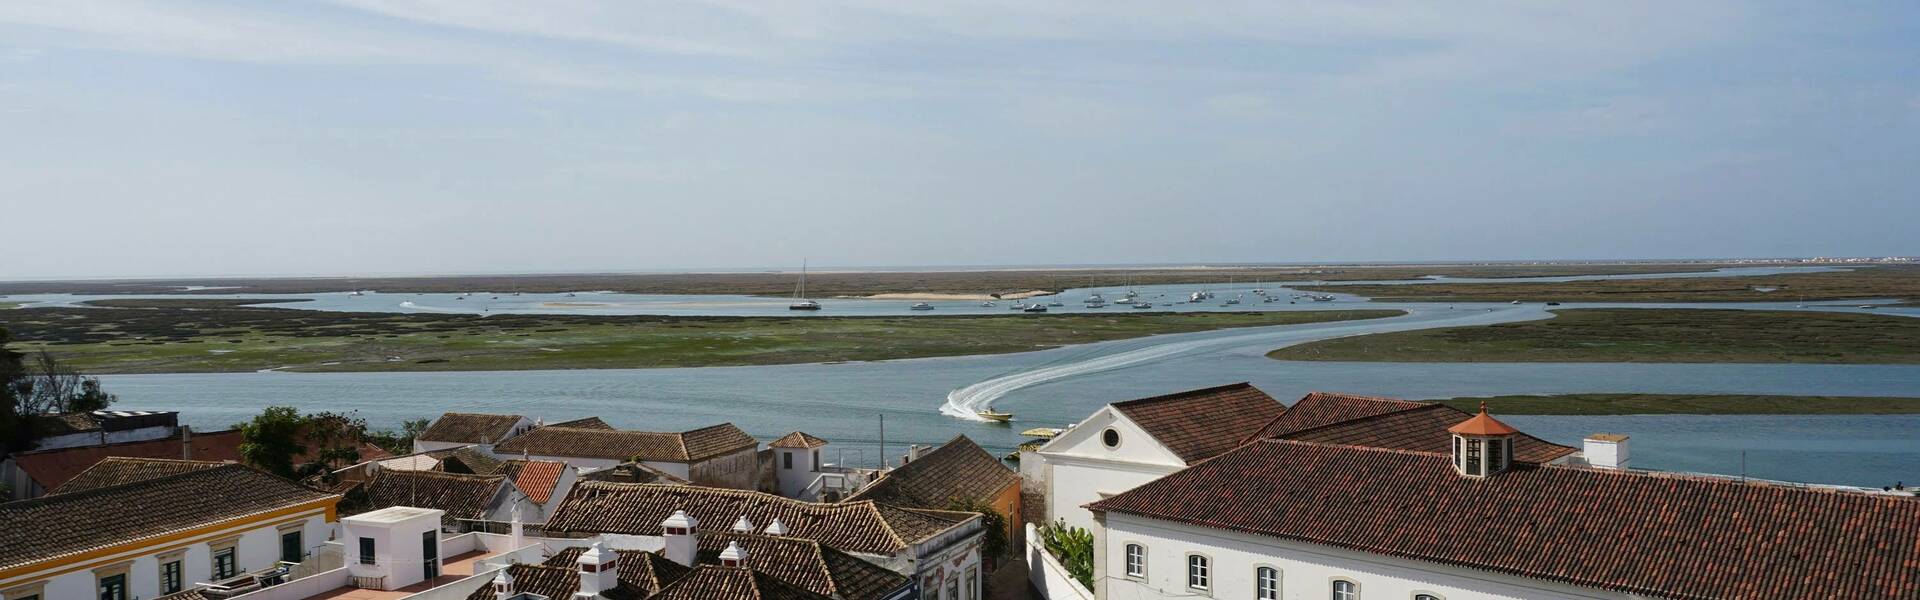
1480 400 1489 414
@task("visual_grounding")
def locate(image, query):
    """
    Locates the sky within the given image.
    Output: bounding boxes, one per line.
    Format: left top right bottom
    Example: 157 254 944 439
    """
2 1 1917 279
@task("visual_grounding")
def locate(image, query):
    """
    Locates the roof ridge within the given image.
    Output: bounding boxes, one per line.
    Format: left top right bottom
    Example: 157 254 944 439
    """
1111 381 1255 408
4 462 259 509
1272 403 1450 441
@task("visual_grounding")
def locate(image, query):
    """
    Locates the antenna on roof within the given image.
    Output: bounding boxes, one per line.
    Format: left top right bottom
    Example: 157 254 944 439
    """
878 413 887 470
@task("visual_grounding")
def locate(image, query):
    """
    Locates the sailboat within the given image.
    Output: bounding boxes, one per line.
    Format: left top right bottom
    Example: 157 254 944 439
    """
789 260 822 311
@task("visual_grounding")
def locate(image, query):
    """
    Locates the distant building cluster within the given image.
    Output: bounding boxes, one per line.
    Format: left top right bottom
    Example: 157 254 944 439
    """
2 386 1916 600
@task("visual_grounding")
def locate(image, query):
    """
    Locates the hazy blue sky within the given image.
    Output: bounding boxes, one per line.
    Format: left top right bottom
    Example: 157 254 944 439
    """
2 2 1916 279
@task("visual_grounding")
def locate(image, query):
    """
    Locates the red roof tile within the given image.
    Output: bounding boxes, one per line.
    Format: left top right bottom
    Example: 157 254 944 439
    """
545 482 974 554
1091 440 1920 600
1280 404 1575 463
1110 382 1286 464
10 429 389 492
1248 392 1429 440
768 432 831 449
1448 402 1521 436
499 459 568 504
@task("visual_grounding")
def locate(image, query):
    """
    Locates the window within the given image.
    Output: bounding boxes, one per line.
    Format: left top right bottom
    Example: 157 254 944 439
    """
281 530 304 564
965 567 978 600
1465 438 1482 475
1414 595 1442 600
161 559 184 594
213 548 238 579
1487 438 1506 473
812 450 821 472
1186 554 1210 590
359 537 377 565
1332 579 1358 600
97 574 126 600
783 451 794 469
1124 544 1147 577
1102 428 1120 448
1256 567 1280 600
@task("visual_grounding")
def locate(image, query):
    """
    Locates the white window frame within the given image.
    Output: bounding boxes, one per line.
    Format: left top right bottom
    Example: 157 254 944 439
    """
1123 543 1147 578
1331 578 1360 600
1185 553 1211 591
1255 565 1281 600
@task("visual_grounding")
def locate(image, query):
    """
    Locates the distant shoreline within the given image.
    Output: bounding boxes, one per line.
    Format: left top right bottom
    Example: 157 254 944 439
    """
1439 393 1920 415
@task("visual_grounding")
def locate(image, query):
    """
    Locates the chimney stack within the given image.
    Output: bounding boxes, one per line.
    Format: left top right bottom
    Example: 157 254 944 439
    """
661 510 698 567
731 516 754 533
1584 434 1630 470
763 518 787 536
718 541 747 567
493 568 515 600
573 539 617 599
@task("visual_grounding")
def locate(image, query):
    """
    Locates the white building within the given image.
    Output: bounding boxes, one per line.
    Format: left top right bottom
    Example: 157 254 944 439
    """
0 462 340 600
341 507 447 591
413 413 536 454
1084 403 1920 600
768 431 830 499
1029 383 1286 531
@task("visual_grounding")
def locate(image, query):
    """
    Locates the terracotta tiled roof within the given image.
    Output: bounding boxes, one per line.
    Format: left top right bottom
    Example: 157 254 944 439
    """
418 412 525 444
1449 402 1521 436
846 436 1018 508
355 470 504 525
1249 391 1430 440
543 547 691 595
550 416 617 430
428 445 505 475
580 461 693 485
9 428 389 492
51 457 228 495
545 481 975 554
1090 439 1920 600
1109 382 1286 464
494 423 757 462
548 533 907 600
498 459 568 504
650 565 834 600
32 413 103 435
768 432 830 449
461 563 648 600
0 464 337 570
153 590 212 600
1279 404 1576 463
682 424 762 461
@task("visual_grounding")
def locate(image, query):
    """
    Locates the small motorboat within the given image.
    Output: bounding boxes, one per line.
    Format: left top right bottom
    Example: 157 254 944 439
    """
1225 296 1241 305
1510 300 1523 305
1048 300 1065 307
1132 302 1152 309
789 300 822 311
1009 303 1026 311
910 302 934 311
348 291 365 297
1545 302 1561 306
1024 304 1049 313
1312 295 1335 302
976 410 1014 423
566 293 577 297
981 301 997 308
1859 305 1876 309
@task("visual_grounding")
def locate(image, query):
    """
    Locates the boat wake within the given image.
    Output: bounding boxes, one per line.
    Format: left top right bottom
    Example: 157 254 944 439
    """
940 306 1548 421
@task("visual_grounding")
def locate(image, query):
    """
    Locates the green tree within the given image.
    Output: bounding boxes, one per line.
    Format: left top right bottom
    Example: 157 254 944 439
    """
238 406 309 478
1038 519 1095 590
366 417 431 454
0 327 28 455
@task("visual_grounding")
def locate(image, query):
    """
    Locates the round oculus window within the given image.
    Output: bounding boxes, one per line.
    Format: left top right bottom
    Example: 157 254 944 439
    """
1102 428 1121 448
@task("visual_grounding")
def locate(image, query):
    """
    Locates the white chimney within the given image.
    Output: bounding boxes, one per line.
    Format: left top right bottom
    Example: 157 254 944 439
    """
731 516 754 533
1584 434 1630 470
718 541 747 567
573 539 617 599
661 510 698 567
763 518 787 536
508 503 524 550
493 568 515 600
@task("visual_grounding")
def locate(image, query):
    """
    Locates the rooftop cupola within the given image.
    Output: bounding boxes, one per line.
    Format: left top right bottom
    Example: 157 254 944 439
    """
1449 402 1519 478
763 518 787 536
493 568 515 600
719 541 747 567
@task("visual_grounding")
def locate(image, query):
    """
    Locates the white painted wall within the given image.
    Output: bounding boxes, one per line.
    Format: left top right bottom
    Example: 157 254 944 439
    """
0 512 331 600
775 446 820 498
1100 512 1636 600
1033 406 1186 531
342 509 444 591
1025 524 1093 600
